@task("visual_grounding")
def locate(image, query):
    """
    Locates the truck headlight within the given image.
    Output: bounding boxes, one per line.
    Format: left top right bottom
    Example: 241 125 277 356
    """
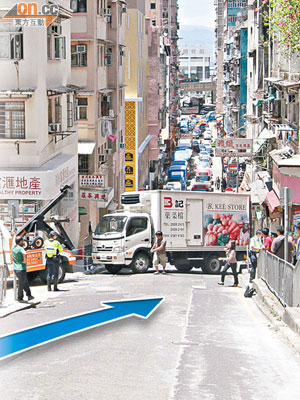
92 246 97 252
113 246 124 253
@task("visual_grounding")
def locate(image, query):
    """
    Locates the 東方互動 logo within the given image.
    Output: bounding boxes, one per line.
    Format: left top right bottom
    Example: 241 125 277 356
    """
4 2 59 27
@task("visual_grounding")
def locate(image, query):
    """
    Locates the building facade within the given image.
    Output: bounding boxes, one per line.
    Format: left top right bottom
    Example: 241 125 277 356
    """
70 0 126 238
0 0 79 245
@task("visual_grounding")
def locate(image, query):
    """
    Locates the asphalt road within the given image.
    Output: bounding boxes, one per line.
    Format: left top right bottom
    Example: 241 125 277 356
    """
1 268 300 400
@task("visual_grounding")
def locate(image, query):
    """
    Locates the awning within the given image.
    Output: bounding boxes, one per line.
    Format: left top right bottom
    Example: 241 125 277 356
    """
253 127 275 153
98 88 114 94
78 142 96 154
265 190 280 213
48 86 75 95
0 88 36 96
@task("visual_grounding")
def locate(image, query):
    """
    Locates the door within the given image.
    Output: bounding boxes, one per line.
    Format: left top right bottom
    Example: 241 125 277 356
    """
125 217 151 252
186 198 203 246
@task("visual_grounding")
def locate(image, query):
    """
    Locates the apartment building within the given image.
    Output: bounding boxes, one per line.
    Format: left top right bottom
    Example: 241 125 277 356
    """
70 0 126 237
146 0 168 188
124 0 150 191
179 45 212 81
0 0 79 245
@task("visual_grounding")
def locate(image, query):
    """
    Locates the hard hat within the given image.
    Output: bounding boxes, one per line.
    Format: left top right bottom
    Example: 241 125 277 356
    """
49 231 57 237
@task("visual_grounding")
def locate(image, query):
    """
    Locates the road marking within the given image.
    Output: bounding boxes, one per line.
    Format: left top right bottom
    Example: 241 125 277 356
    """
0 297 164 361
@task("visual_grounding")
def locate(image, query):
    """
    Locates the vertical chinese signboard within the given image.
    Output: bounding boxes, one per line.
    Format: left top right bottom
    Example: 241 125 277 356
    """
125 101 136 192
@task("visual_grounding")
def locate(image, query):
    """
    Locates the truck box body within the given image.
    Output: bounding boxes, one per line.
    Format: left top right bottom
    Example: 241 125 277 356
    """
92 191 250 274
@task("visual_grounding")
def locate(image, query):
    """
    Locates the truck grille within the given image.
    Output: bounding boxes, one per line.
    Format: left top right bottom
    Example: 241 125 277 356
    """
121 194 140 204
97 247 113 252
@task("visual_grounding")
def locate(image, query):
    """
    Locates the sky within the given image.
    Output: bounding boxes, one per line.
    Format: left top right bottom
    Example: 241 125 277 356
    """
178 0 215 28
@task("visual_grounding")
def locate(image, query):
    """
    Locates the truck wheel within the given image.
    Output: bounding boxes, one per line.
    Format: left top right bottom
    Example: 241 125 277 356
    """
32 236 44 249
175 265 193 272
131 252 150 273
105 265 122 274
39 264 66 284
202 255 221 274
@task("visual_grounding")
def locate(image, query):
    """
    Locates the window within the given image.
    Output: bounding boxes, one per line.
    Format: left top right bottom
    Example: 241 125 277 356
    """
70 0 87 12
104 48 112 66
79 154 89 173
205 57 210 62
55 97 62 123
71 44 87 67
152 20 156 27
0 102 25 139
76 98 88 120
126 217 148 237
98 45 104 67
151 3 156 9
205 66 210 79
67 95 74 127
0 24 23 60
47 25 66 60
101 95 111 117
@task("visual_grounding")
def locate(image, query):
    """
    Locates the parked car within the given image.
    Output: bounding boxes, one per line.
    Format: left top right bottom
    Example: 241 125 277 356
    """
203 133 212 140
163 182 182 191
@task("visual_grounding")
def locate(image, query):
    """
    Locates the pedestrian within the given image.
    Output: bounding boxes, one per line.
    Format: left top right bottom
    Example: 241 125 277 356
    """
221 177 227 192
215 176 220 190
218 241 239 287
293 223 300 265
271 226 293 263
261 228 272 252
271 232 278 240
44 231 63 291
151 231 167 274
249 230 262 283
11 236 34 303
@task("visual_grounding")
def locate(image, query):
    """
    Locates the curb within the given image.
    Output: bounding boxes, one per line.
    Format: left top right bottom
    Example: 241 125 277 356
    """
250 278 300 354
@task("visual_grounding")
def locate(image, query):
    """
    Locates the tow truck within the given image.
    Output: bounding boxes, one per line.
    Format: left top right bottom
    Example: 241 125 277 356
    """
0 185 76 284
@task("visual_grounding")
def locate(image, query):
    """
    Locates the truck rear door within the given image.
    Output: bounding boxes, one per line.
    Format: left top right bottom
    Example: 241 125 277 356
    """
186 197 203 246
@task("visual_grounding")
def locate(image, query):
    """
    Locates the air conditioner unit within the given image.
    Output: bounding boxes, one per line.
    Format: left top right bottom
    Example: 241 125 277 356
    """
106 14 112 23
120 142 125 149
120 50 125 56
121 6 127 13
104 8 111 15
106 148 113 155
109 109 114 118
49 123 62 133
98 154 107 163
76 44 87 53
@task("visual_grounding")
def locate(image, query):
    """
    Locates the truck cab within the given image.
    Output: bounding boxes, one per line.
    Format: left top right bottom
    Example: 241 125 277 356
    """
92 210 154 274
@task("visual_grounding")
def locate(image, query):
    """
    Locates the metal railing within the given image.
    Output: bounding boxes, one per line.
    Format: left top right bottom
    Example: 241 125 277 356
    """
0 265 8 304
257 251 300 307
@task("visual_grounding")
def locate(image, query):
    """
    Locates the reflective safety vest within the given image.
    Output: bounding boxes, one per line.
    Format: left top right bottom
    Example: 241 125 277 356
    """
250 236 262 253
44 239 63 258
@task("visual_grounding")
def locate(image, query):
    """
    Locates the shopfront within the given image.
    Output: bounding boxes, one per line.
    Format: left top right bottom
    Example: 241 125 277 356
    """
0 154 78 246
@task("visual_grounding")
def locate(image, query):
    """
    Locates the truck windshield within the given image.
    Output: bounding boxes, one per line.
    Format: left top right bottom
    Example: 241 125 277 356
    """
95 215 127 234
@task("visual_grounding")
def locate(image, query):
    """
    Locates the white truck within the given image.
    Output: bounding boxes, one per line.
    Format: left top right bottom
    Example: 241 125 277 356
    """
92 191 250 274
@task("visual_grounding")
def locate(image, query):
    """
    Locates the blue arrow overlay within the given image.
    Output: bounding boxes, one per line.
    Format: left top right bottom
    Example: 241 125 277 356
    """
0 297 164 360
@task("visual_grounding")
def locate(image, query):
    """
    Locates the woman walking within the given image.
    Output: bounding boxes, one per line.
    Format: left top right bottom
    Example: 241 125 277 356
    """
218 241 239 287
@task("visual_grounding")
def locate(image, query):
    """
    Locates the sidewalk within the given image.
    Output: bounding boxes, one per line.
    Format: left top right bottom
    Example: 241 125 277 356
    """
0 277 74 318
239 268 300 353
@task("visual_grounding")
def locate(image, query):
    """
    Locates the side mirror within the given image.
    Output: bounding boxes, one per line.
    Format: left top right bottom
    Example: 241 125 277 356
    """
88 221 93 235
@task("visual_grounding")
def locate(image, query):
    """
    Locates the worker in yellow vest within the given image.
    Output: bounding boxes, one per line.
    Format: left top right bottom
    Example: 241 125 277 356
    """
44 231 63 291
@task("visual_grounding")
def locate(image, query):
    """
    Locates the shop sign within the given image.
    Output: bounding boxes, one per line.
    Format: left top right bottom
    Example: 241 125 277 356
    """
125 165 134 175
125 178 135 191
0 155 77 200
80 190 108 201
215 138 252 157
79 175 104 188
125 151 135 163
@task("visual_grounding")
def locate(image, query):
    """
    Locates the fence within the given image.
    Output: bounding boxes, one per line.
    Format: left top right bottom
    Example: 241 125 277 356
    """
0 265 8 304
257 251 300 307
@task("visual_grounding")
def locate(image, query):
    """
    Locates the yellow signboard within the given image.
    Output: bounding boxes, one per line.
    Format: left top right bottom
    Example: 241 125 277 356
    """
125 151 135 163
